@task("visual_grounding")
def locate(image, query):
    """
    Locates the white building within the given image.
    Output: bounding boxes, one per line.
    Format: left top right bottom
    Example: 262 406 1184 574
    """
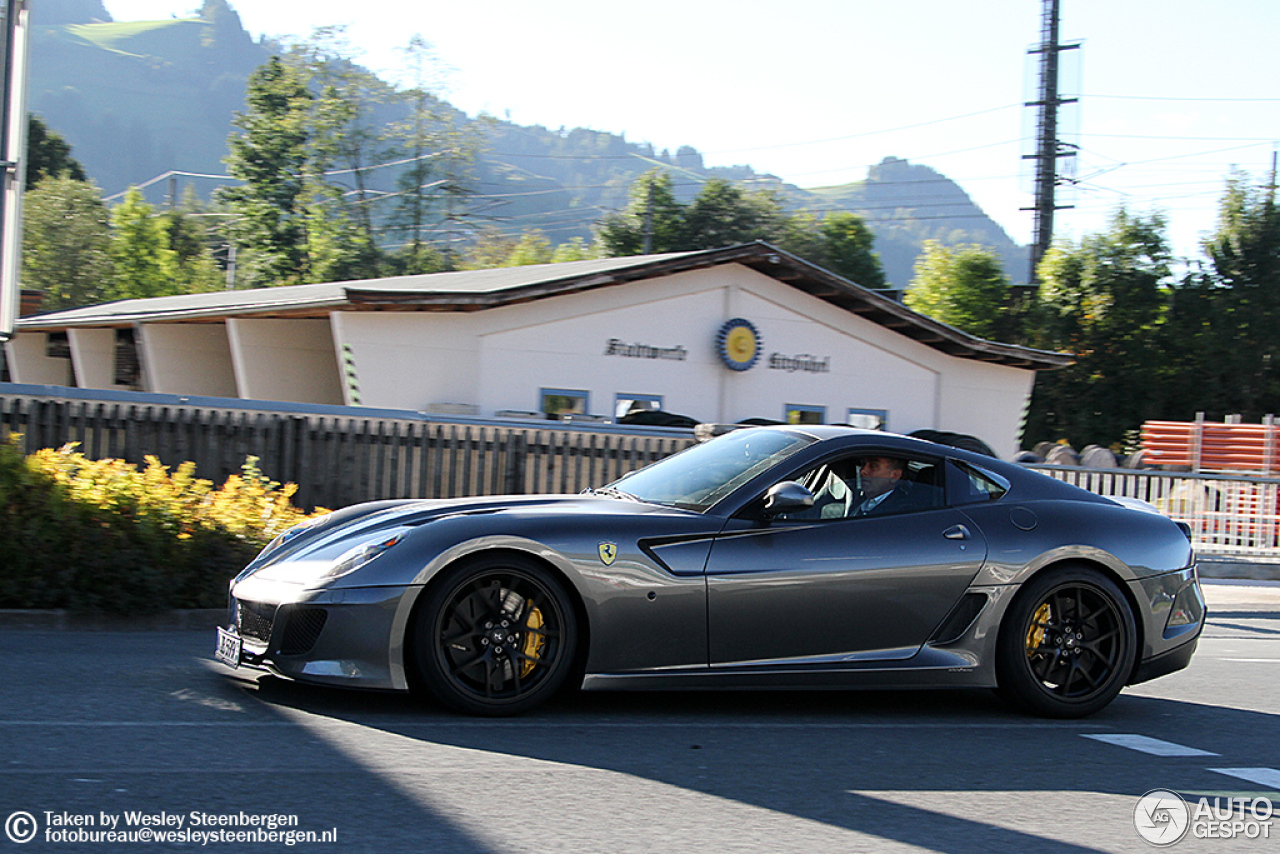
5 243 1068 456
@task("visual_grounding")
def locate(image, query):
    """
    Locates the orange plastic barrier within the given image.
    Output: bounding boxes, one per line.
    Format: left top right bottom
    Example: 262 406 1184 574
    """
1142 419 1280 474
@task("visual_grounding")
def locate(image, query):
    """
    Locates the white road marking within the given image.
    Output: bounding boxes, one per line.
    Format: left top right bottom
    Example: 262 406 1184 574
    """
1081 733 1219 757
1209 767 1280 789
1219 658 1280 662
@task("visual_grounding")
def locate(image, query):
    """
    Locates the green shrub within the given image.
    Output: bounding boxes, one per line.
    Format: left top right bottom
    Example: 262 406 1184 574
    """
0 438 321 614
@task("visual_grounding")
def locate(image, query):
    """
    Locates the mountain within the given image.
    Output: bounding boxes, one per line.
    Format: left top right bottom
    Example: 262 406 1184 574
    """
29 0 268 197
27 0 1028 287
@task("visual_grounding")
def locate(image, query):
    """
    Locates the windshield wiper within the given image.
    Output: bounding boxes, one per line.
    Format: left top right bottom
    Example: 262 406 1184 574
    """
585 486 645 502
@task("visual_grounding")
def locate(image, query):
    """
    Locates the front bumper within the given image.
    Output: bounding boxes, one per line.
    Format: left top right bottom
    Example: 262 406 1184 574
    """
216 583 413 691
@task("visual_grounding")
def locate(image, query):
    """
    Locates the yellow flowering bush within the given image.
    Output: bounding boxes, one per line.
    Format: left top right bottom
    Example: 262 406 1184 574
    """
0 437 323 613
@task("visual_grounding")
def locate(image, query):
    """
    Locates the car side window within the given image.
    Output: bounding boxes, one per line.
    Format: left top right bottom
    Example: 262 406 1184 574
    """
947 460 1010 505
773 453 945 521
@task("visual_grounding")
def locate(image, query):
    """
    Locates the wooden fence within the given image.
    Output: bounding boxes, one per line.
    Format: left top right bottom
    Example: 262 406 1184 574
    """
0 393 695 510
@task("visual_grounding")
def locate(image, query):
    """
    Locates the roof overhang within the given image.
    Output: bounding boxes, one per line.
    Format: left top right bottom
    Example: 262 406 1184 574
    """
14 242 1071 370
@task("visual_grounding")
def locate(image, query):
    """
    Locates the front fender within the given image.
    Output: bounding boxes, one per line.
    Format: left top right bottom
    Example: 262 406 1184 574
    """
385 533 585 689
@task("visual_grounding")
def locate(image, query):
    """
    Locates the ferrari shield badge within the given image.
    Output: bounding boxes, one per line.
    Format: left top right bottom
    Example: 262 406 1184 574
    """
598 542 618 565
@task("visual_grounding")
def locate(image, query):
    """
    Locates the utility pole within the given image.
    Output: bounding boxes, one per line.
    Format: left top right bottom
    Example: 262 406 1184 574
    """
641 176 654 255
0 0 29 342
1023 0 1078 285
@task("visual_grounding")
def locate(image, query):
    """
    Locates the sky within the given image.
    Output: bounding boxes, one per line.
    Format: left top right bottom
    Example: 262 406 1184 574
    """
101 0 1280 263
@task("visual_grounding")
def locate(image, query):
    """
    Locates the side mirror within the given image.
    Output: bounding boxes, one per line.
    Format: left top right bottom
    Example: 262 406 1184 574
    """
761 481 815 517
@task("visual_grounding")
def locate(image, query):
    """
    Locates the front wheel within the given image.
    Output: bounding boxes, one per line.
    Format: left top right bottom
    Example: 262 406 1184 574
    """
412 555 578 716
995 566 1137 718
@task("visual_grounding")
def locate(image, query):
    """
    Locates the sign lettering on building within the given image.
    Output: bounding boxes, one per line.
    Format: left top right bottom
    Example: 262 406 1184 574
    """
767 353 831 373
604 339 688 361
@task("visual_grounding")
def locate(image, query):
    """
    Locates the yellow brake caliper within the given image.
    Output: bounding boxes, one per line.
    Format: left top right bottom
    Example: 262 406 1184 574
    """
1026 603 1051 656
521 603 545 677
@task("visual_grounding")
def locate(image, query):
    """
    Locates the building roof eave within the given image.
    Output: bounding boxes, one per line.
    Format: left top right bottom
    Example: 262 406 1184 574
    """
13 242 1071 370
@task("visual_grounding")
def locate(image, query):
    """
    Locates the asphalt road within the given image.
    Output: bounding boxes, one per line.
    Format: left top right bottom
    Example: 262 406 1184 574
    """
1 581 1277 853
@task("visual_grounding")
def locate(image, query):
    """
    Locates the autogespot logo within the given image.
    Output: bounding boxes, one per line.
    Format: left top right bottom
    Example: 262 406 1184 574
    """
5 811 39 844
1134 789 1191 846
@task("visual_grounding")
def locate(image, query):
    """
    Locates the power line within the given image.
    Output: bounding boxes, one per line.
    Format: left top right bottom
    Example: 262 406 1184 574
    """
1084 93 1280 102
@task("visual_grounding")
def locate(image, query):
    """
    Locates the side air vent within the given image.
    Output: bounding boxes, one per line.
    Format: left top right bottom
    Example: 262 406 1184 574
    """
929 592 989 645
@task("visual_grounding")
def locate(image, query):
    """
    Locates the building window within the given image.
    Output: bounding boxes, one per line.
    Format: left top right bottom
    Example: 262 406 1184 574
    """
114 328 141 388
541 388 589 419
45 331 71 359
615 393 663 419
846 408 888 431
785 404 825 425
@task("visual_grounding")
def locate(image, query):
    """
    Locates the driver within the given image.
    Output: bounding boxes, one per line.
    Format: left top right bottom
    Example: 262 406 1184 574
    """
852 456 909 516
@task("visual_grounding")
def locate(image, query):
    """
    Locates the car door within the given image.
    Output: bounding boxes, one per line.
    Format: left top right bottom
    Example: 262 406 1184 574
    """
704 453 988 667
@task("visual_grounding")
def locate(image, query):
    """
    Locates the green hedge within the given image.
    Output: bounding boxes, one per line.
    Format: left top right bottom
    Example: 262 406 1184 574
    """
0 438 319 614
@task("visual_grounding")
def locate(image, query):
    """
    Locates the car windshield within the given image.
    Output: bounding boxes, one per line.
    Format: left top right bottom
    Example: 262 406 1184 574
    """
606 429 814 511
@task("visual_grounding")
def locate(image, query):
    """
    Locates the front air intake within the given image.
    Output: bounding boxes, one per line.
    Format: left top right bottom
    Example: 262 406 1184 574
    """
280 607 329 655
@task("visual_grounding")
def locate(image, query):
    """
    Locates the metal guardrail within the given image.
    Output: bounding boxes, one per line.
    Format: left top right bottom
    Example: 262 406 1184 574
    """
1029 464 1280 560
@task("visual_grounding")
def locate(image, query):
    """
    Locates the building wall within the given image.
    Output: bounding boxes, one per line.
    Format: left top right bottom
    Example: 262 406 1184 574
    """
4 332 72 385
330 264 1032 453
139 323 237 397
68 328 116 390
227 318 344 405
332 311 482 410
477 280 724 420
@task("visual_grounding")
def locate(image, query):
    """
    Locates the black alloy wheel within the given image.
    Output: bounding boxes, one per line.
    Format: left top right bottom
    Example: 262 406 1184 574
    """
996 566 1137 718
414 555 577 716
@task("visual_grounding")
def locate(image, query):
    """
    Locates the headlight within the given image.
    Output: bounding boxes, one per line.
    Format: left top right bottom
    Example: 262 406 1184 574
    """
264 512 331 556
318 531 407 583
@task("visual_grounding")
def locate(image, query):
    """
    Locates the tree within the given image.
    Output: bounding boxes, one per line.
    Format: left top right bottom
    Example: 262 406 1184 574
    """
551 237 594 263
22 175 114 309
904 241 1011 339
818 212 886 289
283 28 394 281
219 56 313 287
595 169 684 255
109 187 180 300
391 108 485 272
596 174 886 285
459 227 519 270
505 231 555 267
1024 210 1172 448
1189 169 1280 419
778 211 886 288
386 35 452 272
26 114 87 189
160 196 225 294
679 179 786 249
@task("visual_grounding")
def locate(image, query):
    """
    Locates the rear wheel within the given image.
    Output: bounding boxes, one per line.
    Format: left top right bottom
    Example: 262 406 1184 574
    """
413 555 577 716
996 566 1137 718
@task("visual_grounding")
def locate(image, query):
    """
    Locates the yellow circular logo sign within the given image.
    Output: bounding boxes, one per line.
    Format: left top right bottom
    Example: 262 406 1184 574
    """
716 318 761 371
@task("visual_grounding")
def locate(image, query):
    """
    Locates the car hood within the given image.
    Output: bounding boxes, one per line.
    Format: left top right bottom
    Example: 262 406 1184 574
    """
239 493 696 585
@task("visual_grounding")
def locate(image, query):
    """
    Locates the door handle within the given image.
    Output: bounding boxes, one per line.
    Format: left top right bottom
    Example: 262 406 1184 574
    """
943 524 971 540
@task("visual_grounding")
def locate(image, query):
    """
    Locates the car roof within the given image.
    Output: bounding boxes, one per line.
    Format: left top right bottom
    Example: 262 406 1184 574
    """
733 425 1111 504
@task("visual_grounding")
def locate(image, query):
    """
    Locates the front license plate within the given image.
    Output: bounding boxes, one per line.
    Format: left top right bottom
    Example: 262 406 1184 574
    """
215 626 242 668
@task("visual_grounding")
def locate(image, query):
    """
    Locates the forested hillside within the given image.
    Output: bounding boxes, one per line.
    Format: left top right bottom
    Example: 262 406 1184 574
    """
28 0 1026 286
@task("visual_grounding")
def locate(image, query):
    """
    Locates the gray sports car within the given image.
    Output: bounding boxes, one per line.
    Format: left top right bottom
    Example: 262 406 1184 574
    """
215 426 1204 718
